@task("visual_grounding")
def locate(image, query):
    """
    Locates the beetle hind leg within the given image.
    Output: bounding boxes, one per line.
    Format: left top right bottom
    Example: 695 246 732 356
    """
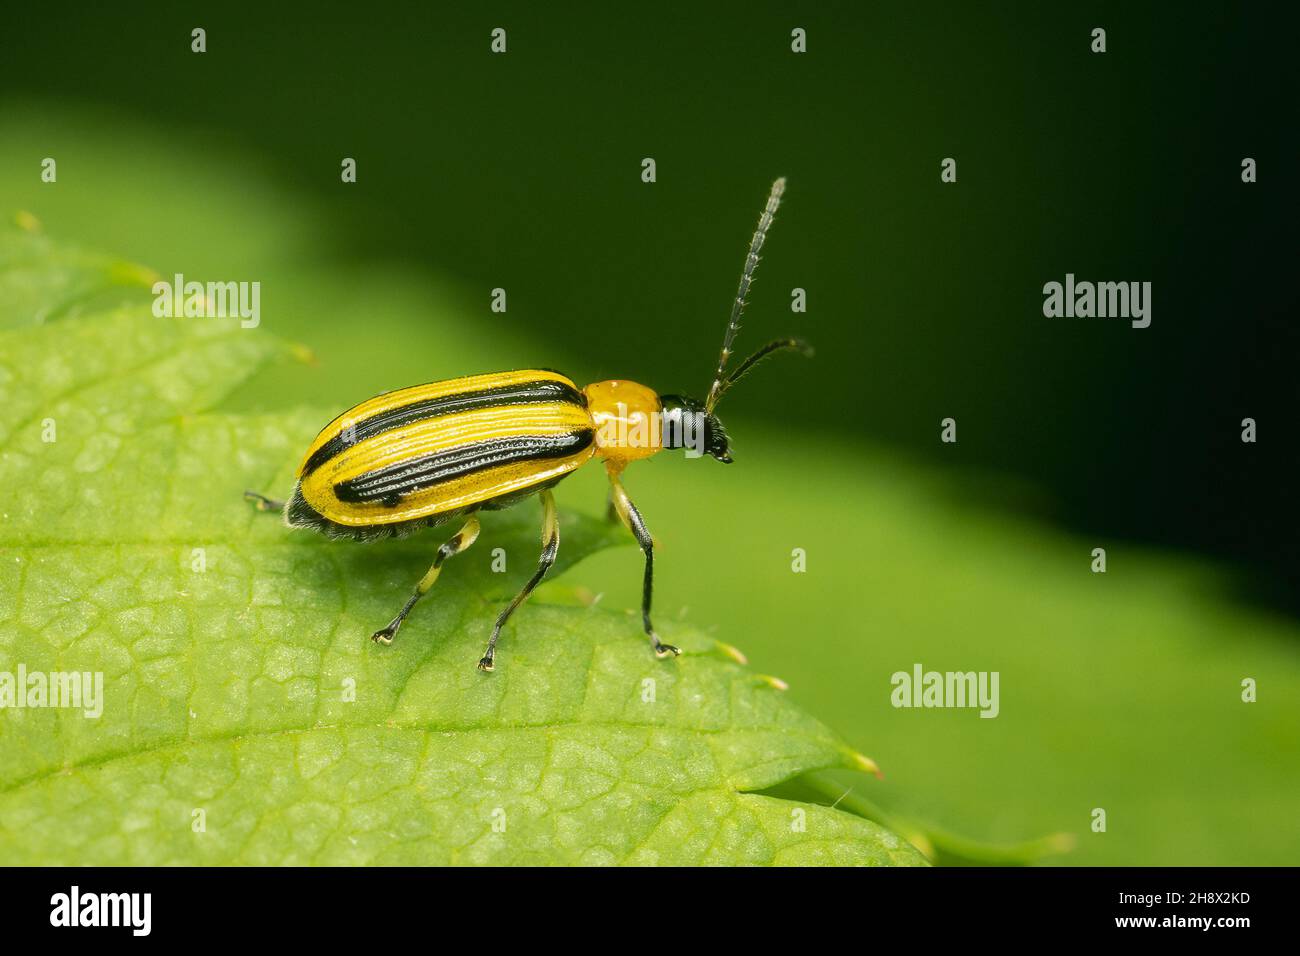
244 490 286 512
371 513 481 645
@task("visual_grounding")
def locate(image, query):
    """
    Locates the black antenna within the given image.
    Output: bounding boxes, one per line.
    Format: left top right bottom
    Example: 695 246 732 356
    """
705 178 785 414
716 336 814 397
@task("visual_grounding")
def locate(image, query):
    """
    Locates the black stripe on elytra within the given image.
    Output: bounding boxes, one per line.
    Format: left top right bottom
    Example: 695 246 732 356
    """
303 379 586 477
334 430 594 507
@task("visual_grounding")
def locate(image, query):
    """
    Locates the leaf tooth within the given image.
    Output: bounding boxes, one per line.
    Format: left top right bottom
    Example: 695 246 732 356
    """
714 641 747 665
109 260 160 288
849 750 883 779
1046 832 1077 853
14 210 41 232
902 829 936 860
290 342 318 366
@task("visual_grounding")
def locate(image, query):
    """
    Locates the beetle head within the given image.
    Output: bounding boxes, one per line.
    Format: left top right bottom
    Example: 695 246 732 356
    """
659 394 733 463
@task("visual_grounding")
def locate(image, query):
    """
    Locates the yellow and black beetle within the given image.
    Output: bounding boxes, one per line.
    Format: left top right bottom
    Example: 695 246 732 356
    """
246 178 809 671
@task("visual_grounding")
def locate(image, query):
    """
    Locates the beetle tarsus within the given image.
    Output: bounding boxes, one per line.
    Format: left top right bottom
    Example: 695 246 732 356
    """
371 626 397 645
244 490 285 512
653 638 681 659
477 655 495 672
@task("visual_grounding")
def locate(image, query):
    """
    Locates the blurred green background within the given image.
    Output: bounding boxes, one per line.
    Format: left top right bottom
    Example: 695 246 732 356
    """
2 1 1296 864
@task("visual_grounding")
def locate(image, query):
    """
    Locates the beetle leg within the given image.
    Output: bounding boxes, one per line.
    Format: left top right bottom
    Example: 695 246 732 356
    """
607 474 680 660
243 490 286 512
371 513 481 645
479 490 558 671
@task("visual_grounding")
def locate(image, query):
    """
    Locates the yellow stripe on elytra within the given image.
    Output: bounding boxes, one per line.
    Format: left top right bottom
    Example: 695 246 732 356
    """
297 369 579 474
312 402 592 485
299 399 596 526
310 446 595 526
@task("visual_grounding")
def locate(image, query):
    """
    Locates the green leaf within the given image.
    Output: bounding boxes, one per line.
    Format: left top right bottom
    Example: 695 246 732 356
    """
0 231 923 866
0 218 158 330
771 774 1075 866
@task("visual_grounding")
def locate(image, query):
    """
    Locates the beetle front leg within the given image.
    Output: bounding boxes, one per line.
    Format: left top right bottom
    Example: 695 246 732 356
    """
607 472 680 660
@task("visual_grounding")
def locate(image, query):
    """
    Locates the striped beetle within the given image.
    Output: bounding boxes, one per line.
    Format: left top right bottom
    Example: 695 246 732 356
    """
246 178 809 671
